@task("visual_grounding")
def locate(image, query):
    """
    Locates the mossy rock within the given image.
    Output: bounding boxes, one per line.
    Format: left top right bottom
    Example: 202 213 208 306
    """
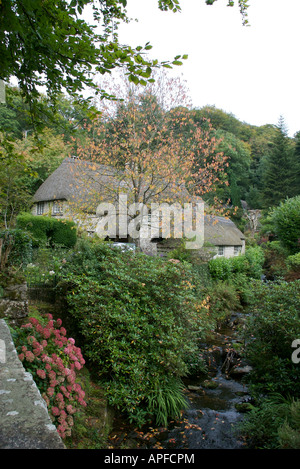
235 402 255 413
202 379 219 389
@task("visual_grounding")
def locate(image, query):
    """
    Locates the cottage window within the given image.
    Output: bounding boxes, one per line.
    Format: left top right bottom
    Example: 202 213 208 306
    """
53 201 63 215
37 202 44 215
218 246 224 256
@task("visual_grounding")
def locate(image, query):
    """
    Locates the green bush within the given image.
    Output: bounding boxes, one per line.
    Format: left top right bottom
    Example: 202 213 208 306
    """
286 252 300 272
239 394 298 449
57 239 210 427
208 246 264 281
229 254 248 274
16 213 77 248
204 280 240 325
262 241 289 279
278 399 300 449
269 196 300 254
0 228 32 270
208 256 232 280
243 279 300 396
244 245 264 279
231 273 254 305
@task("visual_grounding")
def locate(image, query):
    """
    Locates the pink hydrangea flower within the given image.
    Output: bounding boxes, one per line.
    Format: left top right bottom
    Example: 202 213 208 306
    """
47 387 55 397
42 328 51 339
25 350 35 362
36 369 46 379
29 317 38 326
51 406 60 416
66 404 76 415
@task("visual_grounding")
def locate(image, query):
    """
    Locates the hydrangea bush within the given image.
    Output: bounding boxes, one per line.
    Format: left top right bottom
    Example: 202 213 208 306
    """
16 313 86 439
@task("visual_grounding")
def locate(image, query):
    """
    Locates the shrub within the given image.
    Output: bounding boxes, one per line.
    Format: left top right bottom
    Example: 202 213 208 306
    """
16 213 77 248
278 399 300 449
229 254 248 274
14 313 86 439
208 256 232 280
243 279 300 396
269 196 300 254
262 241 289 279
208 246 264 281
244 245 264 279
231 273 254 306
286 252 300 274
204 280 240 325
58 239 210 427
0 228 32 270
239 394 297 449
286 252 300 270
51 218 77 248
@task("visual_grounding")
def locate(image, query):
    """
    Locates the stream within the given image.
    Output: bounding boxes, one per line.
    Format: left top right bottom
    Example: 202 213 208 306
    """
107 312 251 450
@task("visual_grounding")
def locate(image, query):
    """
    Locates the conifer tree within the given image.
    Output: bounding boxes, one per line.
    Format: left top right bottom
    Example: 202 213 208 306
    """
262 116 294 207
292 131 300 197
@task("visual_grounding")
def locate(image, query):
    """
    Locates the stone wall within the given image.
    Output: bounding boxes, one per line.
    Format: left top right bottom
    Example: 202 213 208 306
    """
0 282 28 325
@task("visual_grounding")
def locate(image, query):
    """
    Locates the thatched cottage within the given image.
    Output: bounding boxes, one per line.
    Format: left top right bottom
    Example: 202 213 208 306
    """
32 157 245 258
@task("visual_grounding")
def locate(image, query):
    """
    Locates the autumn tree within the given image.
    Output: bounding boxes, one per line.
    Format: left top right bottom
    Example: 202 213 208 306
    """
72 85 228 245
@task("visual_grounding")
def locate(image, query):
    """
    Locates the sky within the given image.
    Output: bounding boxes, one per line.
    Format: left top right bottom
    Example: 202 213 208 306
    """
115 0 300 137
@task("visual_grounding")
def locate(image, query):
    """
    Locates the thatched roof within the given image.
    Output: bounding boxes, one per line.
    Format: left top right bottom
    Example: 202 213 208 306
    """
204 215 245 246
32 157 124 212
32 157 194 211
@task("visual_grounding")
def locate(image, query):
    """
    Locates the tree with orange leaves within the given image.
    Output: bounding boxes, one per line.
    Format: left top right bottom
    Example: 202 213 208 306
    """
76 90 227 209
71 85 229 247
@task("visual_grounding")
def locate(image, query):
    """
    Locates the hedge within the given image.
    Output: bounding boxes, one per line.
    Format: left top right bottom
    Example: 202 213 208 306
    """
16 213 77 248
208 246 264 280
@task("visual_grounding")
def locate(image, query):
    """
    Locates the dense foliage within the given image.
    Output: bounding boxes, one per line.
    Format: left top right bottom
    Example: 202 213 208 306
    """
238 279 300 448
242 279 300 396
239 394 300 449
267 196 300 255
57 239 212 426
0 228 32 271
211 246 264 278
